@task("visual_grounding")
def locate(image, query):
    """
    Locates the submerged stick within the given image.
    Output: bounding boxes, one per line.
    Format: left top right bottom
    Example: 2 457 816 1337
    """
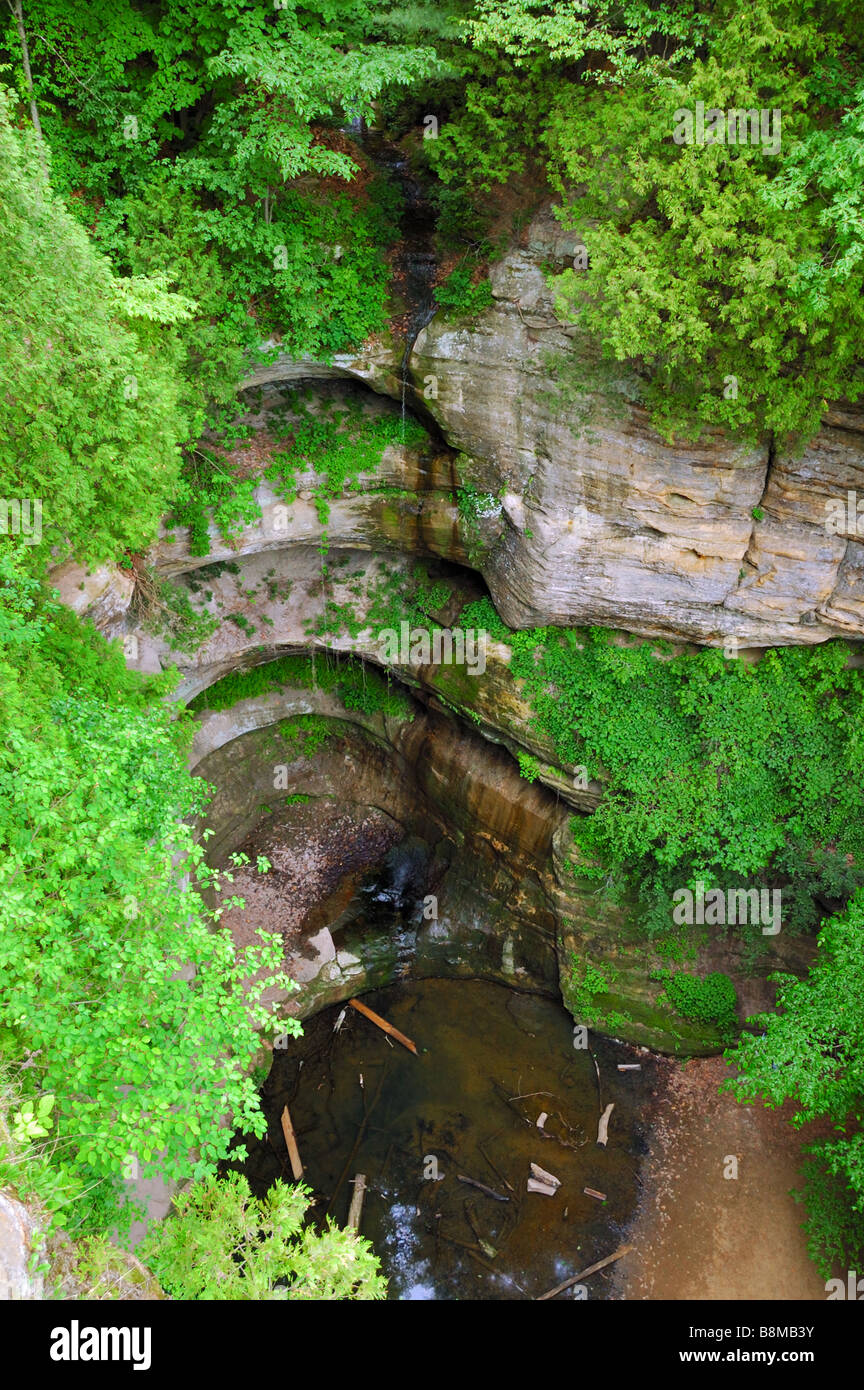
478 1143 515 1194
590 1051 603 1111
280 1104 303 1181
326 1066 388 1216
457 1173 509 1202
349 998 418 1054
536 1244 634 1301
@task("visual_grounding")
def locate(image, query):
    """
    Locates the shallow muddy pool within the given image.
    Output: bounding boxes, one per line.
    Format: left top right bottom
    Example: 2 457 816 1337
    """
234 978 657 1300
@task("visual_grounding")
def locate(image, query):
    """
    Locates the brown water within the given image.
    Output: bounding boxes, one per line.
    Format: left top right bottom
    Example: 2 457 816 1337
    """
236 978 657 1300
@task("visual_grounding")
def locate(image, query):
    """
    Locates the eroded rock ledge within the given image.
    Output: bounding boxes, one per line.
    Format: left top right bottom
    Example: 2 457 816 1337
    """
49 201 852 1058
191 682 814 1055
245 204 864 646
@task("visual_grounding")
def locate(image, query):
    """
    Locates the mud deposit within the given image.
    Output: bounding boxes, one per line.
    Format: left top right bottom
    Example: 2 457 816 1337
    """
615 1055 829 1301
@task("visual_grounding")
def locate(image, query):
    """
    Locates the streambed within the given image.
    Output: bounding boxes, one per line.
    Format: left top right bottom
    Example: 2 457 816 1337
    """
235 978 657 1300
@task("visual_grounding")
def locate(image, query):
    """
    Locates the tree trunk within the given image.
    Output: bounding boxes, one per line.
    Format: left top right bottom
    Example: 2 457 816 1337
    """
9 0 47 177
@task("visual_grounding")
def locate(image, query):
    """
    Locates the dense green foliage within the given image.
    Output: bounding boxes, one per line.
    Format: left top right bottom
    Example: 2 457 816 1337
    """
0 95 191 568
4 0 864 1294
727 892 864 1274
420 0 864 441
1 0 441 401
434 260 494 316
654 969 738 1041
461 598 864 937
139 1171 385 1299
4 0 864 455
0 553 295 1236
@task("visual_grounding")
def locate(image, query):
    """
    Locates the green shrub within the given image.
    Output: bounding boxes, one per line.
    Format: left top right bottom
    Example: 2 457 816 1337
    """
436 261 494 316
655 970 738 1039
139 1171 385 1300
0 554 296 1240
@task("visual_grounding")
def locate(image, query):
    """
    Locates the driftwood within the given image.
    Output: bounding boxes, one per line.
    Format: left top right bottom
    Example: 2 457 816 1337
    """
349 998 417 1054
530 1162 560 1188
527 1178 558 1196
583 1186 607 1202
597 1102 615 1147
536 1111 548 1129
457 1173 509 1202
617 1064 641 1071
347 1174 366 1231
536 1244 634 1301
280 1105 303 1181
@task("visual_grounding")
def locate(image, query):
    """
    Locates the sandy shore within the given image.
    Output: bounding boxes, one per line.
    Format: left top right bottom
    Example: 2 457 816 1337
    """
615 1055 829 1301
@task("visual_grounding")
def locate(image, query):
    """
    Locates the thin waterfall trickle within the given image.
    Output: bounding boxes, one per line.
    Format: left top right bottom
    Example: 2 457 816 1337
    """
345 121 438 442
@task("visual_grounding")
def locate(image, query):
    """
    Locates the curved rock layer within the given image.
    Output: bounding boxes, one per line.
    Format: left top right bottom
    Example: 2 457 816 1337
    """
49 202 850 1058
248 205 864 646
193 685 815 1054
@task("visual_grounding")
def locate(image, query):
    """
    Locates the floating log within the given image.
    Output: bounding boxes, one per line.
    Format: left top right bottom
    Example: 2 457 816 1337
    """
617 1064 641 1072
349 998 417 1054
347 1174 366 1232
280 1104 303 1181
583 1186 607 1202
456 1173 509 1202
536 1244 634 1301
597 1102 615 1147
530 1162 560 1188
527 1178 558 1196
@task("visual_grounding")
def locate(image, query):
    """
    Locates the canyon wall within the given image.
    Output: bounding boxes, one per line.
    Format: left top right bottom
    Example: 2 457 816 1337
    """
49 200 856 1056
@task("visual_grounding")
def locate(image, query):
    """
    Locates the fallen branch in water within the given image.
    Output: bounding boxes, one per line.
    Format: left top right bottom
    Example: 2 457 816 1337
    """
349 998 418 1054
536 1244 634 1301
347 1174 366 1232
457 1173 509 1202
280 1104 303 1181
590 1051 603 1111
326 1065 388 1216
478 1142 515 1194
492 1081 586 1153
